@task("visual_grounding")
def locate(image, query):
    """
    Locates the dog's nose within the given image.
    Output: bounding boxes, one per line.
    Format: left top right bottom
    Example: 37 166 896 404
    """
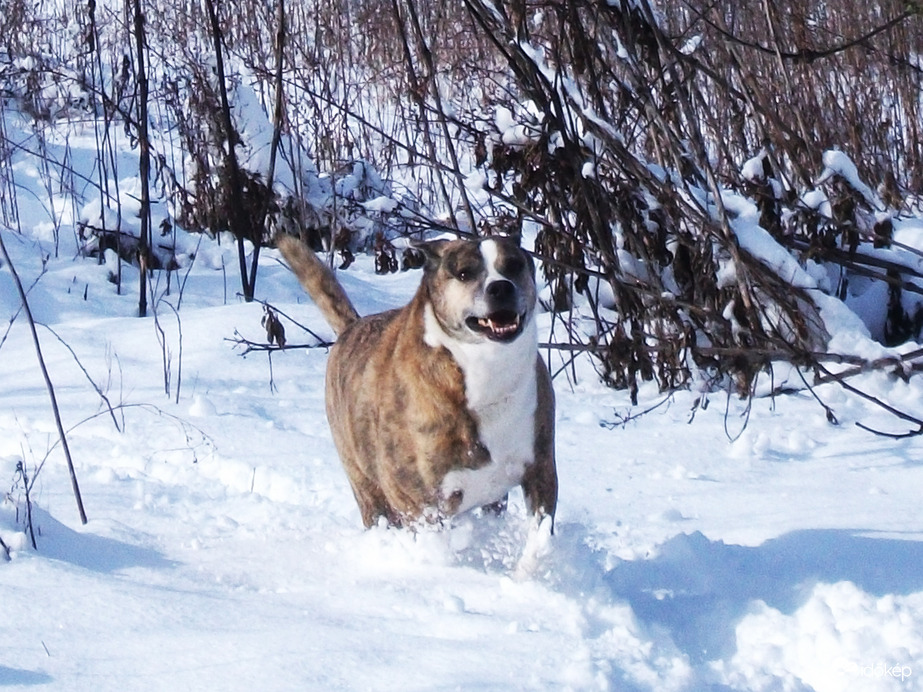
486 280 515 301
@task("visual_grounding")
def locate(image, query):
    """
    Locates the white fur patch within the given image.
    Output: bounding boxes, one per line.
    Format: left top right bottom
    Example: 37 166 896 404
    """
480 239 504 282
425 303 539 513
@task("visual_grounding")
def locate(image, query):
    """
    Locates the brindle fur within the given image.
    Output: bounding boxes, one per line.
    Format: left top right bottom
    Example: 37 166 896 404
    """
277 234 557 529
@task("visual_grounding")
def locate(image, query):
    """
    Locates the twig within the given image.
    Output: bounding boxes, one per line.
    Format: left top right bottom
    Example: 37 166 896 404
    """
401 0 479 233
15 460 37 549
600 393 674 429
796 367 840 425
171 302 184 405
45 403 215 466
0 228 87 524
37 323 123 433
249 0 286 299
235 293 333 345
812 347 923 386
705 7 917 64
389 0 457 229
0 259 46 352
227 331 331 356
151 298 184 404
175 234 203 311
816 361 923 437
267 350 277 393
786 238 923 294
722 384 753 443
152 302 172 398
855 421 923 439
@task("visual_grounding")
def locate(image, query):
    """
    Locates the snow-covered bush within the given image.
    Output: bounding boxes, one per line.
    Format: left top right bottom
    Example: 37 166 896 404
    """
2 0 923 398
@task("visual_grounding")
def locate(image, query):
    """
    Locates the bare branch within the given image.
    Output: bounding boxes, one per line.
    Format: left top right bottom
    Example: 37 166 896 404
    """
37 323 123 433
0 229 87 524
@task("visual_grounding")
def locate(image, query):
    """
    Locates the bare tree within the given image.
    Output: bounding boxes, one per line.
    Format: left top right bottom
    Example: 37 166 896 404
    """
204 0 261 302
130 0 152 317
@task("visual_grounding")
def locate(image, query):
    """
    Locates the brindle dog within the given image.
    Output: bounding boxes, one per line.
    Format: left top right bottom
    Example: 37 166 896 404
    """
277 234 557 531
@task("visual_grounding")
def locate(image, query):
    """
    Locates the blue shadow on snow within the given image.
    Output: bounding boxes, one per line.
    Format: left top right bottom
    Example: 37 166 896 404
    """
605 529 923 664
29 506 175 574
0 665 53 686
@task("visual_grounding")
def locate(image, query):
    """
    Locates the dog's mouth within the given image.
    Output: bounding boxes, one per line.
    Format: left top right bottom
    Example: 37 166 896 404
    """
466 310 524 342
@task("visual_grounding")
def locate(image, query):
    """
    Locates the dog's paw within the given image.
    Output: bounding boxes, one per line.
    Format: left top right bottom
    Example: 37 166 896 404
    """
513 514 554 580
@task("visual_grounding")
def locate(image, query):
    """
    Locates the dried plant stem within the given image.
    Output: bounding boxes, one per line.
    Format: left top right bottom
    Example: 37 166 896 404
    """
0 230 87 524
16 460 37 549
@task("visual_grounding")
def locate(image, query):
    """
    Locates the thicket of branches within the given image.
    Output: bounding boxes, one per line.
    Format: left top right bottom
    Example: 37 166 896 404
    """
3 0 923 418
441 0 923 401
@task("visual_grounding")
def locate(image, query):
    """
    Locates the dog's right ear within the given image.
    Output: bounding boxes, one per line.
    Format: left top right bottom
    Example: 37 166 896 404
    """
410 239 450 272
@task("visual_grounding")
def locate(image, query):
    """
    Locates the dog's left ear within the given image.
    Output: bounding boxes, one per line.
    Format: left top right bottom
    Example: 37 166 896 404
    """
410 239 450 271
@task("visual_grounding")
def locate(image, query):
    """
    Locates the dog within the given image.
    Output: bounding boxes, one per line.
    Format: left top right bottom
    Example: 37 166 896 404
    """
277 234 557 532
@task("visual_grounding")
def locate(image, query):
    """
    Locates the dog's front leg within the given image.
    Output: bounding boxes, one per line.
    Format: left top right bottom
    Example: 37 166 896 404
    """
523 359 558 533
521 460 557 533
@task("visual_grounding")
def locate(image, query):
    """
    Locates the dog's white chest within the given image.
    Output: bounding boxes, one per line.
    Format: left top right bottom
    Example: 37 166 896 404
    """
427 309 539 513
445 374 537 513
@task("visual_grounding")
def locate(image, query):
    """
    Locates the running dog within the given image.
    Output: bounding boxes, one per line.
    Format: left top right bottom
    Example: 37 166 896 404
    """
277 234 557 531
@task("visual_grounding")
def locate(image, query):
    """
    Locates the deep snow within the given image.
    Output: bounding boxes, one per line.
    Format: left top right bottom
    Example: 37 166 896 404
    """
2 65 923 690
2 222 923 691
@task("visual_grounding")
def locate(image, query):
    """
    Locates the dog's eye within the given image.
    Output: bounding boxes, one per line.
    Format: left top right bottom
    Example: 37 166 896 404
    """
454 266 477 282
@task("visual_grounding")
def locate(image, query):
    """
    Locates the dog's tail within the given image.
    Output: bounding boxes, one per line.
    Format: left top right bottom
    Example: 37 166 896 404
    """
276 235 360 336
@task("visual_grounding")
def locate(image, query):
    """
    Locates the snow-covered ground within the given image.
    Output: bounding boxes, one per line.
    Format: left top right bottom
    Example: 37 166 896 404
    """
2 66 923 689
3 217 923 691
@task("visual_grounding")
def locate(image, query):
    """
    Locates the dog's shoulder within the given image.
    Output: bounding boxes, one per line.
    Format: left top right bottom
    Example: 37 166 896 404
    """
336 308 402 350
328 293 464 392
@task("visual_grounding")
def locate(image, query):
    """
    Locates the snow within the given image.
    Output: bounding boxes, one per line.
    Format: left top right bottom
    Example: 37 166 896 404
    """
496 105 540 147
4 219 923 690
679 35 703 56
3 59 923 692
818 150 884 211
742 152 767 182
802 188 832 217
360 195 398 214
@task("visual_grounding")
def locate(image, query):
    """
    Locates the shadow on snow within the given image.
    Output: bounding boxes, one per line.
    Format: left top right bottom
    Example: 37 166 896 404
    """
0 665 54 686
600 528 923 664
28 505 175 574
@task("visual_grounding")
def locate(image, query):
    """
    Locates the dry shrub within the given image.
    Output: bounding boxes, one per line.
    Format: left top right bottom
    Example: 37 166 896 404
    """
4 0 923 404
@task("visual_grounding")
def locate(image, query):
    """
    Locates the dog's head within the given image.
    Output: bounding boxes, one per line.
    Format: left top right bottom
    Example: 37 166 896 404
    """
418 236 538 345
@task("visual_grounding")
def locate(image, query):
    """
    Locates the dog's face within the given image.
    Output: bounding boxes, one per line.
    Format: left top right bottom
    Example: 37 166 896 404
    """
419 237 538 345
